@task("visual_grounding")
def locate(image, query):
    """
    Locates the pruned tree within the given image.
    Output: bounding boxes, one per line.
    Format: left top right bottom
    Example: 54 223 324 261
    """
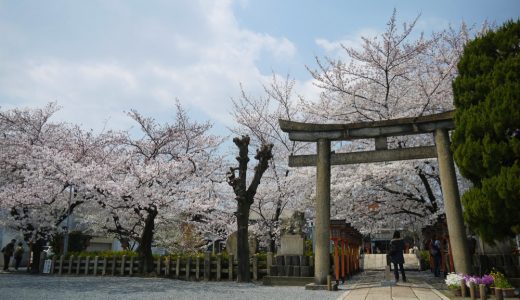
230 74 313 251
226 135 273 282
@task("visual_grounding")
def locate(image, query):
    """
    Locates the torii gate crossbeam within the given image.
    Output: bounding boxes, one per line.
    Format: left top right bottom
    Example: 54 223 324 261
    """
279 110 472 287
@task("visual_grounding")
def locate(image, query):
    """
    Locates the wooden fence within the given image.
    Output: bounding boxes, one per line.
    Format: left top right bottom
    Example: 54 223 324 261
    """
43 253 273 281
473 254 520 277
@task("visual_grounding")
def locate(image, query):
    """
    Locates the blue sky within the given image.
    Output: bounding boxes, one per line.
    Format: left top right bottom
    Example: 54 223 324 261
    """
0 0 518 135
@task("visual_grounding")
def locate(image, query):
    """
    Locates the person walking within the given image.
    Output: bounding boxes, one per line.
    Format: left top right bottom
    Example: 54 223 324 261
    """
1 239 16 271
14 242 24 270
389 231 406 282
431 235 442 277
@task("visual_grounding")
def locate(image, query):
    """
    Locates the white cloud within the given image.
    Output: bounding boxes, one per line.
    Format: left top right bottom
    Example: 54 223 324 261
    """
295 78 322 103
0 0 297 133
314 28 380 58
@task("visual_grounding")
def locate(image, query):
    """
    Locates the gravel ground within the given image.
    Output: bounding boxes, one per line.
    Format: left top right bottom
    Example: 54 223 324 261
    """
0 273 342 300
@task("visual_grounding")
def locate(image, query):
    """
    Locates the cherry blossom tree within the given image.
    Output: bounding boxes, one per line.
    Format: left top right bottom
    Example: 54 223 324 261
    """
90 102 223 273
1 101 223 273
0 103 117 271
302 10 474 233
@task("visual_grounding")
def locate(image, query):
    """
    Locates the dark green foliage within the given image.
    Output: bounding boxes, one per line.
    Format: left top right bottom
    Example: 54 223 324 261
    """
50 231 92 255
452 20 520 242
68 250 138 259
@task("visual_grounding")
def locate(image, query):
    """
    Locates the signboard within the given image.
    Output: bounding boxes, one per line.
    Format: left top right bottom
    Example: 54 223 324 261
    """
42 259 52 274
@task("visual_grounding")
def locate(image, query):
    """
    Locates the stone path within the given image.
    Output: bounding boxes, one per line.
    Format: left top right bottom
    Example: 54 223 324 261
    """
362 254 420 270
338 285 449 300
337 270 450 300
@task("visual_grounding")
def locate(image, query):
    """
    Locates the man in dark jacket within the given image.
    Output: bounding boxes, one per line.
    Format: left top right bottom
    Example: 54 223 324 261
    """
389 231 406 282
2 239 16 271
431 235 442 277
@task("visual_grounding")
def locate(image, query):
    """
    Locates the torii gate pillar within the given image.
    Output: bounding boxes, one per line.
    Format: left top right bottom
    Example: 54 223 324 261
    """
315 139 331 284
434 129 472 275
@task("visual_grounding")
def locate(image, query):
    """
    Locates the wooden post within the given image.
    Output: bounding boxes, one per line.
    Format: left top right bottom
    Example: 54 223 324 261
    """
76 257 81 275
175 257 180 278
111 257 116 275
186 257 191 280
341 242 346 280
156 255 162 275
204 252 211 281
121 255 126 276
39 252 46 274
469 281 475 300
58 255 64 275
228 255 234 280
345 246 350 276
195 257 200 280
333 241 339 281
93 256 99 276
252 255 258 281
51 256 56 274
357 246 360 271
495 288 503 300
68 255 74 275
216 254 222 281
266 252 273 276
165 256 170 276
85 256 90 275
129 257 134 276
102 257 107 276
460 279 467 297
479 284 487 300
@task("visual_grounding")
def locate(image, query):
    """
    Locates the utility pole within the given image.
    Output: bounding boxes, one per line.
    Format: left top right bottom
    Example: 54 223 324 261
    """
63 185 73 256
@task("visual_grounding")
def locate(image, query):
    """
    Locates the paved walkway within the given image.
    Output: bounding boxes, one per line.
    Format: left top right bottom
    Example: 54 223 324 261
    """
1 268 451 300
0 272 340 300
337 270 450 300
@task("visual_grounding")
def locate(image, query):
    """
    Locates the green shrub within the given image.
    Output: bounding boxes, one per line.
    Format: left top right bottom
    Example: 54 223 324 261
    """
254 252 267 261
305 240 313 256
419 250 430 262
68 250 138 258
491 270 514 288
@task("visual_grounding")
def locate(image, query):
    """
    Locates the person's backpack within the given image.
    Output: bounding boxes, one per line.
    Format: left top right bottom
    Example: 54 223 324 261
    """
14 246 24 257
430 241 439 256
389 242 397 256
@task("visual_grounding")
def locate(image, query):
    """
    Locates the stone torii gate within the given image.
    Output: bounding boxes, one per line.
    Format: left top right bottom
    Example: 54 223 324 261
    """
279 110 472 287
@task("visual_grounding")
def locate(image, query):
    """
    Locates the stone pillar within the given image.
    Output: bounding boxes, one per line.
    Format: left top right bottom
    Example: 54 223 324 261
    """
434 129 472 275
315 139 331 284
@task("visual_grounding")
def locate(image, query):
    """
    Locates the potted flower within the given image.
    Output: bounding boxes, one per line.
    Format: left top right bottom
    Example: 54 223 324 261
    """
463 274 494 296
445 273 464 296
491 270 516 298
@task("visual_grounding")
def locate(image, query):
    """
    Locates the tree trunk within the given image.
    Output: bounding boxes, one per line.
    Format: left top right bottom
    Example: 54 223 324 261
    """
227 136 273 283
268 231 276 253
236 202 251 282
269 197 283 253
138 207 157 274
119 238 131 251
30 239 45 274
